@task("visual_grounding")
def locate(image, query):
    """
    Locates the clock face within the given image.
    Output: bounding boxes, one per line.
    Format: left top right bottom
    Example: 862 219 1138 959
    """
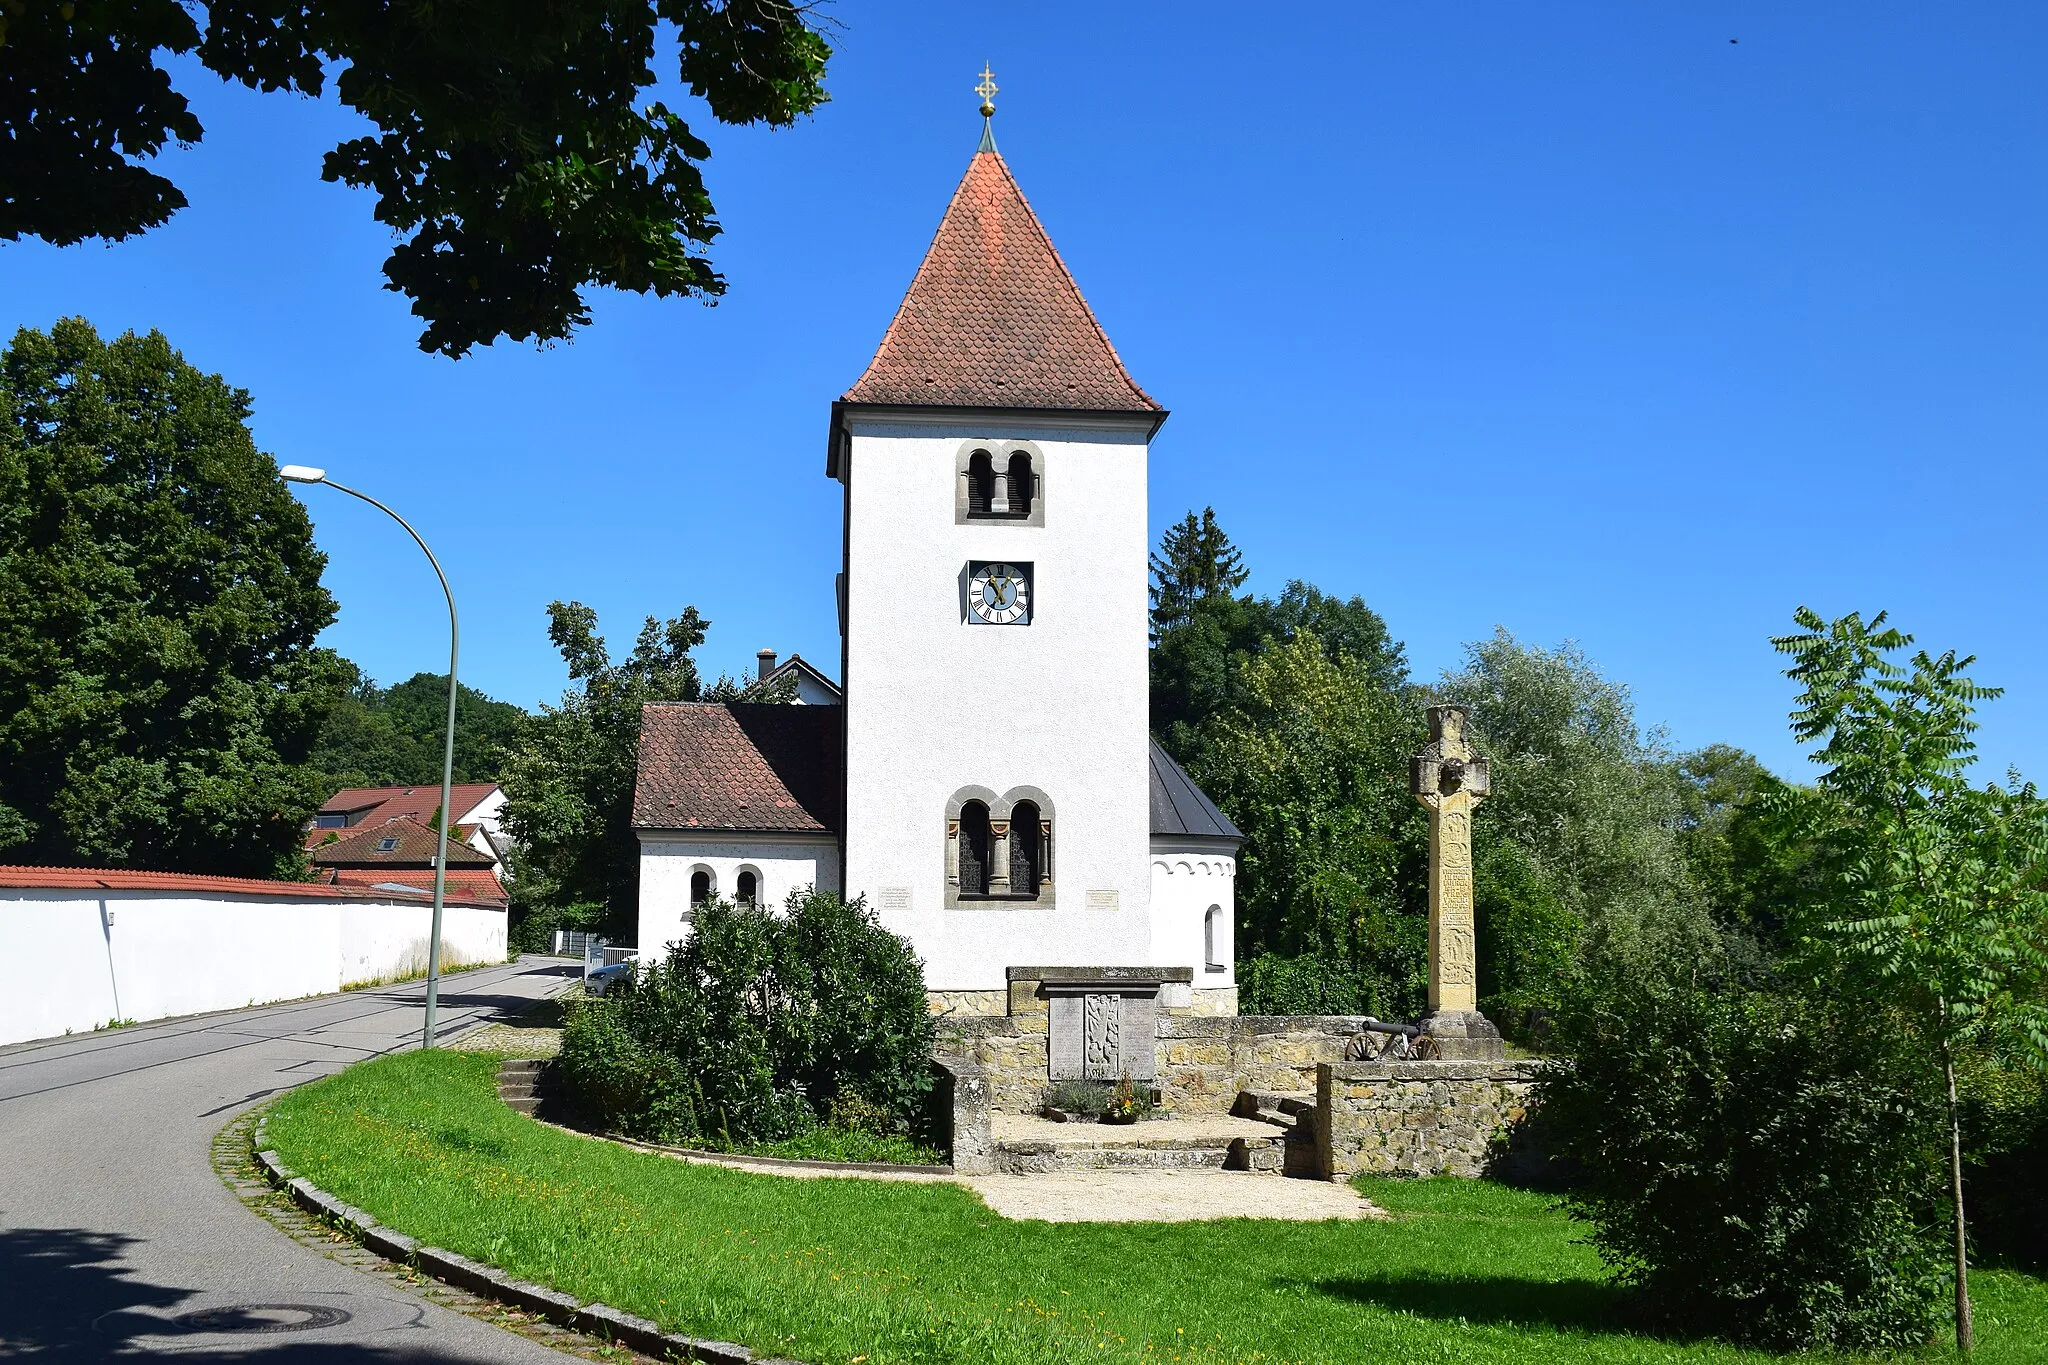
968 561 1031 625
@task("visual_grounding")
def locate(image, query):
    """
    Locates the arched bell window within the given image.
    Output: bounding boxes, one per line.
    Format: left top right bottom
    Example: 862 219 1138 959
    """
966 449 996 516
1005 451 1034 518
956 440 1045 526
690 868 714 909
736 867 760 907
958 801 992 896
1009 800 1042 895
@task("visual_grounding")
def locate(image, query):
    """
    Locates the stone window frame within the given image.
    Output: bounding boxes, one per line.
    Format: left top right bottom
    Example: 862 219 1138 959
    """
1204 904 1227 972
944 784 1056 909
954 439 1046 528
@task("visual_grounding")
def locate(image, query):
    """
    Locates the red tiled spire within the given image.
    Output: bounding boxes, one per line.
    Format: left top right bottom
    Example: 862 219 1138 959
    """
842 147 1161 413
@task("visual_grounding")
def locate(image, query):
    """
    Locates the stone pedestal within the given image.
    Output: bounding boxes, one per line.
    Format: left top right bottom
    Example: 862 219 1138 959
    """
1418 1008 1504 1061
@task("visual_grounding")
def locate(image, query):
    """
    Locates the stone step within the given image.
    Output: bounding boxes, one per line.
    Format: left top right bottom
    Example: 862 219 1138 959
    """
503 1096 541 1116
498 1083 540 1100
498 1058 548 1074
995 1135 1275 1174
1233 1090 1316 1121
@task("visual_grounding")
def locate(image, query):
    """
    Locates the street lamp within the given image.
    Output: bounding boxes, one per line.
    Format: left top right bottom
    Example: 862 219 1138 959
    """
281 464 460 1050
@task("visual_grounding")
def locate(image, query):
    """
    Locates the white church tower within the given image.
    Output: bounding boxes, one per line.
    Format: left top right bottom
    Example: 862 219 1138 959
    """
634 100 1241 1021
829 109 1233 1015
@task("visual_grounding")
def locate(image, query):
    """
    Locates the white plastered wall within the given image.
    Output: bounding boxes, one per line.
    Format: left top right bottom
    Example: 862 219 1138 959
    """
0 889 506 1047
636 834 840 957
839 417 1154 990
1148 847 1237 994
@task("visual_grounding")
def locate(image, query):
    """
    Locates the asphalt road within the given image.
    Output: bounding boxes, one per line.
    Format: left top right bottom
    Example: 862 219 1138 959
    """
0 956 581 1362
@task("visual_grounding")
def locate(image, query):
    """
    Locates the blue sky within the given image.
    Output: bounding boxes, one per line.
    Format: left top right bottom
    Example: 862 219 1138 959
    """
5 3 2044 782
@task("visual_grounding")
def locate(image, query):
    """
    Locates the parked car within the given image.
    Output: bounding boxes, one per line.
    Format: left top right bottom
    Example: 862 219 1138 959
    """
584 961 634 996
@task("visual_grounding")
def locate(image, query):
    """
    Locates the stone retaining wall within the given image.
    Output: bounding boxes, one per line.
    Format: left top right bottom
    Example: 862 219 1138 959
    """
935 1006 1370 1116
1316 1060 1543 1179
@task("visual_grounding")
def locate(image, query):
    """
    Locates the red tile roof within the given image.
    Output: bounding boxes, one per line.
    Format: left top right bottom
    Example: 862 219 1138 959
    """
326 867 507 904
0 864 502 907
633 703 841 834
841 148 1161 413
307 818 495 868
318 782 500 824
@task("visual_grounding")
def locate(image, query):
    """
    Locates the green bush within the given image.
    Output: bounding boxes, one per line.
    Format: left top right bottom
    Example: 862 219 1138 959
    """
1238 949 1419 1018
507 899 603 956
1540 967 1947 1352
1960 1056 2048 1272
555 890 935 1150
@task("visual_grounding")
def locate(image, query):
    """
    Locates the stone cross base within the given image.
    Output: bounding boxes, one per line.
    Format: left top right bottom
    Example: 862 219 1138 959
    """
1418 1009 1505 1061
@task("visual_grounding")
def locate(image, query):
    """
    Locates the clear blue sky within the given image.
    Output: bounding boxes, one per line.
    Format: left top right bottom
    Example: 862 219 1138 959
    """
6 3 2044 783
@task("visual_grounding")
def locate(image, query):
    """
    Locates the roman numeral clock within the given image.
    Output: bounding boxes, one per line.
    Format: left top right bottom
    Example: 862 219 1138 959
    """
968 561 1031 625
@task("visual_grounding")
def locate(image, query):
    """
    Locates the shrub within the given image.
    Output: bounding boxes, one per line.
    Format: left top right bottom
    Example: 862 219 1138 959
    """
1960 1055 2048 1272
1540 966 1947 1352
555 890 935 1150
1042 1079 1110 1116
1238 950 1416 1018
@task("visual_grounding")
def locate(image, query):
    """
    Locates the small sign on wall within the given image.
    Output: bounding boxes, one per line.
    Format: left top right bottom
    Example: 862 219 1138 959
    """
1085 889 1120 912
879 887 911 913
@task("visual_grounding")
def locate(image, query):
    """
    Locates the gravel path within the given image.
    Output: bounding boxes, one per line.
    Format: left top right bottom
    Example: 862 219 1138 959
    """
962 1170 1384 1223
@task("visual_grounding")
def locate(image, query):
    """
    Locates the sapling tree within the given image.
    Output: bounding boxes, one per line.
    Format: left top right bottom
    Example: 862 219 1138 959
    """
1771 607 2048 1353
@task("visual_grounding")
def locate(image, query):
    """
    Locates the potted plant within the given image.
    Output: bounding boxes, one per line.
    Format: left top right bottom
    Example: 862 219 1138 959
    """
1102 1073 1147 1125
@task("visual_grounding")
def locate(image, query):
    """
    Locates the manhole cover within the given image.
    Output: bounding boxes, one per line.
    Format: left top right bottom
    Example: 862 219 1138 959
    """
173 1303 353 1334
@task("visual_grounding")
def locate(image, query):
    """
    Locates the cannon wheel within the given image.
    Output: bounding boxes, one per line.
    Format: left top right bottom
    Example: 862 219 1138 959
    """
1410 1034 1442 1061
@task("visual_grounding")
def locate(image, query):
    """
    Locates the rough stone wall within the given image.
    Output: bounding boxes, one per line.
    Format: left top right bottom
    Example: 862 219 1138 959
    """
934 1016 1050 1114
938 1006 1367 1115
1317 1060 1542 1179
1155 1015 1367 1113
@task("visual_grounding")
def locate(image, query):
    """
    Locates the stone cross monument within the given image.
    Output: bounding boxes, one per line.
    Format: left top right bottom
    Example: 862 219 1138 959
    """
1410 705 1504 1059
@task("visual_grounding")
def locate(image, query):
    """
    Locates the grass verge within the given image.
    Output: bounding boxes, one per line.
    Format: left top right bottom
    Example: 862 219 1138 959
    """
264 1050 2048 1365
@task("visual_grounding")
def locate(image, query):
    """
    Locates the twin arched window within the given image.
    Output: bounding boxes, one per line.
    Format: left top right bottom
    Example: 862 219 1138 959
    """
948 789 1053 905
960 443 1042 524
691 865 763 910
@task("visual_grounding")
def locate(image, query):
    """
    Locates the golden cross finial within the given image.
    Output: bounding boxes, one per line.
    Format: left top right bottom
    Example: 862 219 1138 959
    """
976 64 998 117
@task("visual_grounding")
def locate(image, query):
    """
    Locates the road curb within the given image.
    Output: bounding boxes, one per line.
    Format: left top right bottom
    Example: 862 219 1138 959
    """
251 1119 783 1365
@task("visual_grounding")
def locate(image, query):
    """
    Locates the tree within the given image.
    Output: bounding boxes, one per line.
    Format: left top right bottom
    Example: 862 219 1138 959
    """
309 664 529 787
1439 630 1720 1024
1148 507 1246 641
1185 632 1428 1015
1149 506 1407 749
2 2 832 356
0 319 348 876
1770 607 2048 1353
499 601 709 937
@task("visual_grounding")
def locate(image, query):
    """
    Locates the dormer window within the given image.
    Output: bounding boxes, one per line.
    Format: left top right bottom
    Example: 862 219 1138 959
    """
956 440 1044 526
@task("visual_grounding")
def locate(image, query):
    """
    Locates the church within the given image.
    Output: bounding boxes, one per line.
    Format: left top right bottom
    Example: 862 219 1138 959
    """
633 108 1243 1018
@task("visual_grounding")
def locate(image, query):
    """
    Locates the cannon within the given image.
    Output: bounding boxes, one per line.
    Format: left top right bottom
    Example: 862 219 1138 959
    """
1343 1017 1442 1062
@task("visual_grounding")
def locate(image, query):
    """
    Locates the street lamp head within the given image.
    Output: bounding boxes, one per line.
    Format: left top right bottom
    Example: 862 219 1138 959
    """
279 465 327 484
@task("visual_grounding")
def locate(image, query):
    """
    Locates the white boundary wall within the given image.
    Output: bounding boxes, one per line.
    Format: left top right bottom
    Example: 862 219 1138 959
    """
0 887 507 1047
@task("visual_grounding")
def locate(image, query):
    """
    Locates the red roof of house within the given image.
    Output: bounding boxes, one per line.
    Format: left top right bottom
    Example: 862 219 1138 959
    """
0 864 502 907
325 867 507 904
633 703 841 834
841 147 1160 413
308 818 495 868
318 782 500 824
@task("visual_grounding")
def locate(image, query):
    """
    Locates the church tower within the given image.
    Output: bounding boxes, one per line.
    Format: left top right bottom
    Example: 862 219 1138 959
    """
829 105 1171 1009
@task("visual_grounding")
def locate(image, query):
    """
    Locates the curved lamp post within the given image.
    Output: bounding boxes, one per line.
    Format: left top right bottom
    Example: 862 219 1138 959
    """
281 465 459 1050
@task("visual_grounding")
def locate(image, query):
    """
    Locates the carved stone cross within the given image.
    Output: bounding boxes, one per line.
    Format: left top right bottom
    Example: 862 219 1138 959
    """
1411 706 1503 1056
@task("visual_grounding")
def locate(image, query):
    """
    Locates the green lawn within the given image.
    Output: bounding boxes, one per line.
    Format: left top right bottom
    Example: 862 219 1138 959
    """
261 1051 2048 1365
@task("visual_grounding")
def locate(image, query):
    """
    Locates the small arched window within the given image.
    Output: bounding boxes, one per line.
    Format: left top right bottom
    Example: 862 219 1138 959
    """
966 449 995 516
690 869 713 908
958 801 992 896
1204 905 1226 972
736 868 759 907
1005 451 1034 518
1009 800 1042 895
